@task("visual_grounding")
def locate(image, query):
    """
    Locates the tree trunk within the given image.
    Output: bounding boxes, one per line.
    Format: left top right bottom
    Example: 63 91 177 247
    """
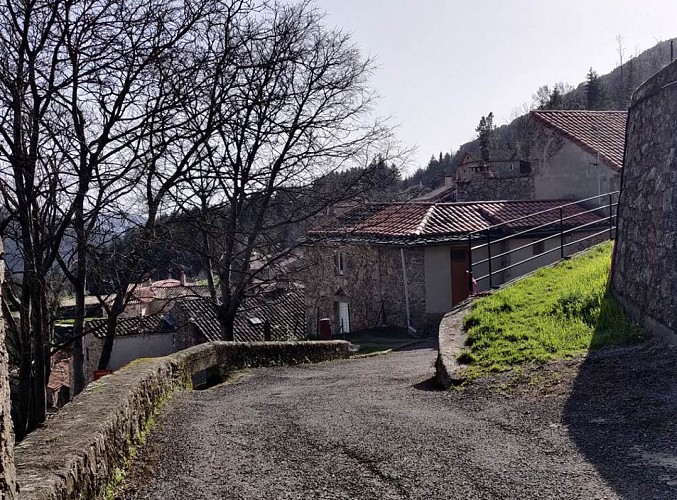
97 314 119 371
28 286 47 429
70 263 86 395
98 294 125 371
0 239 18 498
218 305 235 342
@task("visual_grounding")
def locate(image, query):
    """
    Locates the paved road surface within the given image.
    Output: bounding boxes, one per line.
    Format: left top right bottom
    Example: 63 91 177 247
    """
121 341 677 499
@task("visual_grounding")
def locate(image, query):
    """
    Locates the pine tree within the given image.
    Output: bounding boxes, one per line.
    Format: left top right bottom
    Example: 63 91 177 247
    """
475 112 495 161
585 68 607 110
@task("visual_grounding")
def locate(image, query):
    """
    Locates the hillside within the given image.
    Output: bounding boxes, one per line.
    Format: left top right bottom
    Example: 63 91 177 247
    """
403 38 677 189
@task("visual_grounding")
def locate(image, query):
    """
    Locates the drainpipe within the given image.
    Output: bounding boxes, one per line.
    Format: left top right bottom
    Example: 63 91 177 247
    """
400 248 416 335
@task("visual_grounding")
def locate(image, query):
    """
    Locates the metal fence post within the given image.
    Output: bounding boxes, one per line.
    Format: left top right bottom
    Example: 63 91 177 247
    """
486 232 493 288
559 207 564 260
467 232 473 293
608 193 614 240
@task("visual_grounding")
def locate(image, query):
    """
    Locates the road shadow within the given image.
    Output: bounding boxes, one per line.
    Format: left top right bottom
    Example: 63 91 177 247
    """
562 333 677 498
412 376 445 392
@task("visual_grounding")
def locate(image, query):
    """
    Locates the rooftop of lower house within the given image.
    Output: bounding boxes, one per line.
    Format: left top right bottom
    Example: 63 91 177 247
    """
531 110 627 170
172 286 306 343
85 285 306 343
306 199 603 245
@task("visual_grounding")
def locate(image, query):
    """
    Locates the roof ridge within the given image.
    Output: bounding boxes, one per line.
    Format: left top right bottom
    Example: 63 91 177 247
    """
415 205 436 235
532 109 627 114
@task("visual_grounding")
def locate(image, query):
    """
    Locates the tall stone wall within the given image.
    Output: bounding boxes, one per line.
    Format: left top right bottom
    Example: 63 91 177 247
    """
0 239 17 498
612 59 677 343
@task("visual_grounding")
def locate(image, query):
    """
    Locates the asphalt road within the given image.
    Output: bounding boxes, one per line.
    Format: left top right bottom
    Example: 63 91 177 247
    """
121 341 677 499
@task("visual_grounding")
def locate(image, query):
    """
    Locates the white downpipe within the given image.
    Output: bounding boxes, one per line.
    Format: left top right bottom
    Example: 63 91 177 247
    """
400 248 416 335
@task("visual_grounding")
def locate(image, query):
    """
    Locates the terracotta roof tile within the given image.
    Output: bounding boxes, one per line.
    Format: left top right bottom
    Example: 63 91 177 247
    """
531 110 627 170
308 199 604 244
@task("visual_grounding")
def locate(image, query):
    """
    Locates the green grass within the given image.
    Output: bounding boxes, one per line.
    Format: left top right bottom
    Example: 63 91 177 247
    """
458 242 643 378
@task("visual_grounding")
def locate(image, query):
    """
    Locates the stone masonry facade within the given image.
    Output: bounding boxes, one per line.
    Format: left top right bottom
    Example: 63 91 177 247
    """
456 174 534 202
303 244 427 335
612 59 677 343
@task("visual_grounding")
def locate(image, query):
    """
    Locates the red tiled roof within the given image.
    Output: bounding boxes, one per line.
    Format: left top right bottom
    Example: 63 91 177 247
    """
531 110 627 170
308 200 603 244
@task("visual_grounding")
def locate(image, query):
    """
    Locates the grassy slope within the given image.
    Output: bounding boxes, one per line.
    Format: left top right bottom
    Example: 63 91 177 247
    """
459 242 643 377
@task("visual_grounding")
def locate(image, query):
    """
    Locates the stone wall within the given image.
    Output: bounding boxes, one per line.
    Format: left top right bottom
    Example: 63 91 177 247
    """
15 340 350 499
456 174 534 202
0 239 17 498
303 244 427 334
612 59 677 343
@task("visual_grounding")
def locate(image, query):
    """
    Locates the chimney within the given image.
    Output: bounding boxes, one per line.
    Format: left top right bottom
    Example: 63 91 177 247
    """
179 271 186 286
444 176 454 189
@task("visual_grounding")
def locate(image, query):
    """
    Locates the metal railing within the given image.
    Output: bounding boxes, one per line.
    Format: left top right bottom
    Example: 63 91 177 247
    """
467 192 619 291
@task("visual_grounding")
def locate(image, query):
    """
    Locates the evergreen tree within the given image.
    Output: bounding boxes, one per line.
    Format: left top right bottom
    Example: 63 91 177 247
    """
547 87 563 109
585 67 607 110
475 112 495 161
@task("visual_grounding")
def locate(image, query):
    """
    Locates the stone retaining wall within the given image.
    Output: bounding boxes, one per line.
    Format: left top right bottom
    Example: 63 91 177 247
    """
611 58 677 344
434 304 471 388
14 341 350 499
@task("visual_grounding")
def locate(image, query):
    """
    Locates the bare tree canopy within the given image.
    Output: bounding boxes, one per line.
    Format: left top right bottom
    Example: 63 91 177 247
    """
0 0 398 436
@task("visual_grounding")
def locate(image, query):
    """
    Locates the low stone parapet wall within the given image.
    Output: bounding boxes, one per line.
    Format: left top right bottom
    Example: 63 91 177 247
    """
14 341 350 499
434 303 471 388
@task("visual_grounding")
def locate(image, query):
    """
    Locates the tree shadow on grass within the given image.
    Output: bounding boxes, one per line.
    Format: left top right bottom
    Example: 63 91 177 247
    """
562 298 677 499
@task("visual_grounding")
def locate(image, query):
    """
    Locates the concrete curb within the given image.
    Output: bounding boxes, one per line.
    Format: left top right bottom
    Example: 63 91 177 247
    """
14 341 350 500
435 303 472 388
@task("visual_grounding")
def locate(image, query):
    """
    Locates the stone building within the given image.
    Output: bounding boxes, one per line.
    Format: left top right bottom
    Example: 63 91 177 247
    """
451 112 626 204
454 152 534 202
303 200 602 336
529 110 626 201
612 59 677 344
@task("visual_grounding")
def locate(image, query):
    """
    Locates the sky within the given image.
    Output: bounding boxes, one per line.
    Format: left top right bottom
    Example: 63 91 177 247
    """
315 0 677 175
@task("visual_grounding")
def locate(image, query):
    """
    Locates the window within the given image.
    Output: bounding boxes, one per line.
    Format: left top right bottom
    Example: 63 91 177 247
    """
335 251 346 275
532 240 545 255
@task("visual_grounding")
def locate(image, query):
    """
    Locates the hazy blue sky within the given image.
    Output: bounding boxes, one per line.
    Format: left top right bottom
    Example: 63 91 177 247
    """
315 0 676 175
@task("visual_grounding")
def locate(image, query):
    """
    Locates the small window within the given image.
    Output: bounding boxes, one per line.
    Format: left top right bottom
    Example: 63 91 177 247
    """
510 165 514 170
533 241 545 255
335 251 346 276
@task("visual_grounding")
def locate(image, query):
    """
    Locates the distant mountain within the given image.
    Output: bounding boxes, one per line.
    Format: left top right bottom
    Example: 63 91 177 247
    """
404 38 677 189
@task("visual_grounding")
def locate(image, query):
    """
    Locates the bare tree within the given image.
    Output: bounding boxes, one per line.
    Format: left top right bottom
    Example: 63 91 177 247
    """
0 0 80 436
0 0 224 433
52 0 217 395
171 1 399 340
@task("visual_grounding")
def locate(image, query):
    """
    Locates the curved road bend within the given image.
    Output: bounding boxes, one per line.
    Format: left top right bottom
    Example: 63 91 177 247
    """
122 341 620 499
